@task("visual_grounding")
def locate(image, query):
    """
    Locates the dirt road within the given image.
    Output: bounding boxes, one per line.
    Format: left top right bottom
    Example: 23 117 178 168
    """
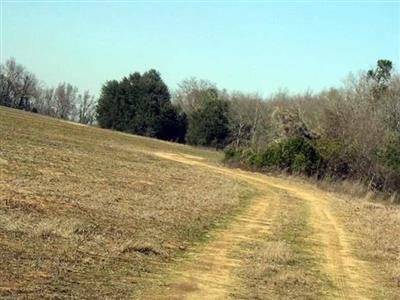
146 151 377 299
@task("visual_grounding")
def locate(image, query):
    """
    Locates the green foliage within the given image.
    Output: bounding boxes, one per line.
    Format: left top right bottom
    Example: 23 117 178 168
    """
96 80 119 129
186 89 230 148
226 137 322 176
314 138 350 177
256 143 282 168
224 145 241 161
381 134 400 171
368 59 393 98
96 70 186 142
314 138 342 161
248 152 263 168
292 153 308 174
367 59 393 85
277 137 321 174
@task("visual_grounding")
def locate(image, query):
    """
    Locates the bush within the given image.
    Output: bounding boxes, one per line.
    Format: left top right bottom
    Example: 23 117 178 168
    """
314 138 350 178
381 134 400 171
225 136 323 176
292 153 308 174
224 146 241 161
248 152 263 168
259 142 282 167
276 137 322 174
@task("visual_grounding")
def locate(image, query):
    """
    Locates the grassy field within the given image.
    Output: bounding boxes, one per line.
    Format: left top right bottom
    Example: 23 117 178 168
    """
0 107 252 298
1 107 399 299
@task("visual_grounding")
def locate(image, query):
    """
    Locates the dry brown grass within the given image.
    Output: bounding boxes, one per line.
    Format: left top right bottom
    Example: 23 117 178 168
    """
316 177 400 204
330 195 400 299
232 190 330 299
0 107 251 299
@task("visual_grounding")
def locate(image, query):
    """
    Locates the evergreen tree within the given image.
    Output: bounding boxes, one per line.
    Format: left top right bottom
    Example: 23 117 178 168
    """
186 89 230 148
96 80 119 129
96 70 186 142
367 59 393 99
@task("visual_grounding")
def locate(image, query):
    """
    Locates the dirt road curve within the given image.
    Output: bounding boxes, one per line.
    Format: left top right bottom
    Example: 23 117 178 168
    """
146 152 376 300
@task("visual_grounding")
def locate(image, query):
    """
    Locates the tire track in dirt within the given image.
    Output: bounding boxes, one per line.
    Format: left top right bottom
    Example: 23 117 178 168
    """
148 151 376 299
154 194 275 300
293 188 375 299
141 152 278 300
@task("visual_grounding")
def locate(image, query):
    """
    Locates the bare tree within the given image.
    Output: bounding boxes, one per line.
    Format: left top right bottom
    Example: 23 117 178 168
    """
0 58 38 109
33 87 57 116
78 91 97 124
54 83 78 120
173 78 217 114
227 92 272 149
1 57 98 126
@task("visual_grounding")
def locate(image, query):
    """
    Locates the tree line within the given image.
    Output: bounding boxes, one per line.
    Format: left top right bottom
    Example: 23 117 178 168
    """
0 58 96 124
96 60 400 193
224 60 400 194
1 58 399 193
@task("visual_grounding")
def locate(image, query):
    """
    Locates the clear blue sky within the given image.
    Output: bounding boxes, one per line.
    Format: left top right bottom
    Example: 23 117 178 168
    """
1 1 399 97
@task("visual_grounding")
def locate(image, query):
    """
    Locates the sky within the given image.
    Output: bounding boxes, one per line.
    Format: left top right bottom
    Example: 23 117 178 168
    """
1 0 399 97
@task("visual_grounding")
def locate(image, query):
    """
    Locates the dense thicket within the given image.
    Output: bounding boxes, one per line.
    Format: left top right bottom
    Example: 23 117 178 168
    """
224 60 400 193
96 70 186 142
0 58 96 124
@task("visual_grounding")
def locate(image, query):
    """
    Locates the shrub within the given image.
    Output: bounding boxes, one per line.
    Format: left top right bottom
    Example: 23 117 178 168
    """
248 152 264 168
277 137 322 174
259 142 282 167
292 153 308 174
314 138 350 178
224 146 242 161
225 136 323 176
381 134 400 171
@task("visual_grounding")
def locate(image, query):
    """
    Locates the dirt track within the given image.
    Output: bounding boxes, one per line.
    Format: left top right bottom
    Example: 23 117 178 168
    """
145 151 377 299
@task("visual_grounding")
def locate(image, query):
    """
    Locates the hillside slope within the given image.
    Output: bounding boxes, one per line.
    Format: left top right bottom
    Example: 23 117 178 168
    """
0 107 252 298
142 153 400 300
1 107 399 299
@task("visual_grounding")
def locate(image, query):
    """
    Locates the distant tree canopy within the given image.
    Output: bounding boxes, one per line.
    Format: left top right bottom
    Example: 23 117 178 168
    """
185 88 230 148
0 58 96 123
96 70 187 142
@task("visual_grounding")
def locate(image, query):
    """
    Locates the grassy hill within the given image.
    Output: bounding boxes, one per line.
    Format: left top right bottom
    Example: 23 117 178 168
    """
0 107 252 298
1 107 399 299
